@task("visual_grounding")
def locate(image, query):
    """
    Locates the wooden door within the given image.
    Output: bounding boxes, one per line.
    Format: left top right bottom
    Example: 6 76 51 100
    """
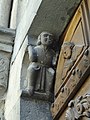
51 0 90 120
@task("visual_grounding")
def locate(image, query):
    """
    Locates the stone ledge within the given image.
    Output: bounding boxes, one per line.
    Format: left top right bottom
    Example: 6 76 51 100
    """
0 27 15 52
21 90 54 102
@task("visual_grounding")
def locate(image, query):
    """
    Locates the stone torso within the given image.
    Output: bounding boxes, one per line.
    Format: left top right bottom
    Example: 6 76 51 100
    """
34 45 54 67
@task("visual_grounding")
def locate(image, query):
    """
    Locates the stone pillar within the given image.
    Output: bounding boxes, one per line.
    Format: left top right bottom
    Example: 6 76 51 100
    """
10 0 29 29
10 0 18 29
16 0 29 26
0 0 12 27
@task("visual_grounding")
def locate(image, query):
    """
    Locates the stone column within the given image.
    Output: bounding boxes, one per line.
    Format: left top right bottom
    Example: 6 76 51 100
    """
0 0 12 27
10 0 18 29
16 0 29 26
10 0 29 29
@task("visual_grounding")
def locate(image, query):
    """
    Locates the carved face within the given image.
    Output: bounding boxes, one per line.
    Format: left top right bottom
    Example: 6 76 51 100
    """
40 32 54 46
63 45 72 59
62 42 74 59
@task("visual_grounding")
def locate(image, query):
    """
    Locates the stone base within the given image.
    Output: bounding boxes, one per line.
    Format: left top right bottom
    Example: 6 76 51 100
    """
20 98 53 120
22 90 54 102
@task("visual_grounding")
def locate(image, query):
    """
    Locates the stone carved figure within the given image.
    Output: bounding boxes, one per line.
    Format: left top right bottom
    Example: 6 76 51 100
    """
62 42 74 59
66 93 90 120
62 42 83 80
26 32 56 98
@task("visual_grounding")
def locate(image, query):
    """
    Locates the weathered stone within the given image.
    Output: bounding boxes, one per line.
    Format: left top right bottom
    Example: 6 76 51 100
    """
0 27 15 98
28 0 81 38
11 0 43 62
0 27 15 120
21 98 52 120
4 0 82 120
0 101 5 120
10 0 29 29
22 32 57 101
17 0 29 26
61 42 83 80
5 38 27 120
0 0 12 27
10 0 18 29
0 27 15 45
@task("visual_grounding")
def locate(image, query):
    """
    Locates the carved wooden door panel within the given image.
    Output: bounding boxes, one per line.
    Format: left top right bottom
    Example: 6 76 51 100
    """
51 0 90 120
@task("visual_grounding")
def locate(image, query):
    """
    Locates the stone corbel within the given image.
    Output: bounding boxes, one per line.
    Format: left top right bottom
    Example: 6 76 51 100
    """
22 32 58 102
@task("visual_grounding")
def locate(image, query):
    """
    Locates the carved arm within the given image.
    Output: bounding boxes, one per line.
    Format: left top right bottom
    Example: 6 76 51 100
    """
28 45 37 62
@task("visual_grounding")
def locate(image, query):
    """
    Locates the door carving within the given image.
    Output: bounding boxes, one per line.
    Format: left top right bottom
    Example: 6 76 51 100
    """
51 0 90 119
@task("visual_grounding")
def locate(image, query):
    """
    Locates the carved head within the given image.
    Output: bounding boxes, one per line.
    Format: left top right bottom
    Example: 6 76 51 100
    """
62 42 75 59
37 32 54 46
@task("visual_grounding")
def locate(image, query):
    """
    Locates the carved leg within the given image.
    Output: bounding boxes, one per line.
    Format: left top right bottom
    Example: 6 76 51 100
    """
26 63 40 96
46 68 55 100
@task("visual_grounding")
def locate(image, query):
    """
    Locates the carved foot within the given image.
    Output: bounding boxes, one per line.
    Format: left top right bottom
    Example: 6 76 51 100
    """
22 87 34 97
46 92 54 102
